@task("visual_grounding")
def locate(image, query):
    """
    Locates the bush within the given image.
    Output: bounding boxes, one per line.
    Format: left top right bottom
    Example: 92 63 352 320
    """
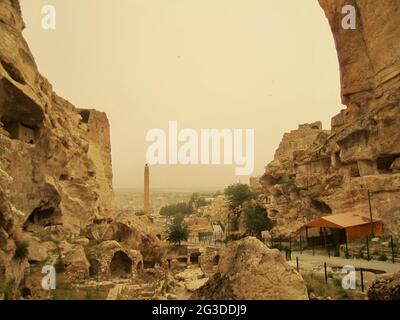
160 202 193 217
244 203 274 239
377 253 388 261
167 215 189 246
13 241 29 260
4 277 16 300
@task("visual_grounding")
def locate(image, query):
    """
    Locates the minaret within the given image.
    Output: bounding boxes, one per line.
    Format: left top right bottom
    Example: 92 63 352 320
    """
144 164 150 215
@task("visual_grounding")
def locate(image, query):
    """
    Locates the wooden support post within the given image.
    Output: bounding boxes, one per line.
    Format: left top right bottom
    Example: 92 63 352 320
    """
323 227 328 252
360 268 364 292
296 256 299 272
367 190 374 237
312 238 315 256
324 262 328 284
391 235 395 264
289 236 292 252
300 235 303 254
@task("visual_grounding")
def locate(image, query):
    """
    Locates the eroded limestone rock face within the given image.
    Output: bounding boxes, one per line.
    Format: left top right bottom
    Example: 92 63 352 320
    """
0 0 114 294
261 1 400 237
192 237 308 300
59 241 90 281
0 0 113 235
84 213 165 266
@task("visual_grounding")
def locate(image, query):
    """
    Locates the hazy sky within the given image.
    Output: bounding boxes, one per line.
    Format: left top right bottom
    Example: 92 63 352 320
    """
19 0 342 190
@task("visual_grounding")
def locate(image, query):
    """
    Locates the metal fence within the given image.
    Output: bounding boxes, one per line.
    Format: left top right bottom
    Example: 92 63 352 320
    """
268 234 399 264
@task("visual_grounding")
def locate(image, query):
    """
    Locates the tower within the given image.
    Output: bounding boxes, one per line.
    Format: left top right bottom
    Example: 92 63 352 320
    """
144 163 150 215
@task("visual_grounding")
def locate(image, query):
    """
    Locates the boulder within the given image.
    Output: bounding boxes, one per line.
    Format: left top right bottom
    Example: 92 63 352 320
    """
193 237 308 300
58 241 90 280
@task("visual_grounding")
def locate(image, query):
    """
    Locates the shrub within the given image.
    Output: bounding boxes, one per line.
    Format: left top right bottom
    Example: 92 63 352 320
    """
377 253 387 261
166 215 189 246
13 241 29 260
244 203 274 239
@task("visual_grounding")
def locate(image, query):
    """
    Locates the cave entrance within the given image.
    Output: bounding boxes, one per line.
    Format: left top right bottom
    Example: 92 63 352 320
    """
89 259 101 277
21 287 32 298
110 251 132 277
377 154 400 174
2 120 36 144
78 109 91 124
143 260 156 269
190 252 201 264
311 200 332 214
213 255 220 266
177 257 187 263
23 207 61 230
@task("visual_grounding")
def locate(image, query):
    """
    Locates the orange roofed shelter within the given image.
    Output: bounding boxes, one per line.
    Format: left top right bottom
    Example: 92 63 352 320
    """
298 213 384 247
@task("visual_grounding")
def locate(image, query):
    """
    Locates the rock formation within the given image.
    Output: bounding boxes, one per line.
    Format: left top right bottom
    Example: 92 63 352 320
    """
193 237 308 300
0 0 161 298
367 271 400 300
261 1 400 237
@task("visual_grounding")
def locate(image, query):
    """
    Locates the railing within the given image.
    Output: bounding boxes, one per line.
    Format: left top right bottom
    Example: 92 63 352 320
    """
267 234 399 264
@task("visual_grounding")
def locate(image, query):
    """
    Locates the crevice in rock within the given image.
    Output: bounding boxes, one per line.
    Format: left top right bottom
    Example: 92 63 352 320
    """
377 154 400 174
0 60 25 84
311 199 332 214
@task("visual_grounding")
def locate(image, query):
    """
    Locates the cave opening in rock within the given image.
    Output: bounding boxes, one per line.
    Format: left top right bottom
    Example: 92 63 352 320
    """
176 257 187 264
1 120 36 144
377 154 400 174
110 251 132 277
23 207 61 230
21 287 31 298
190 252 201 264
143 260 156 269
350 163 360 177
311 200 332 214
78 110 90 124
89 259 101 277
213 255 220 266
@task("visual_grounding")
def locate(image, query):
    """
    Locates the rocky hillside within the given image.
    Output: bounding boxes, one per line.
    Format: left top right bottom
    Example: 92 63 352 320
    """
261 1 400 237
0 0 163 299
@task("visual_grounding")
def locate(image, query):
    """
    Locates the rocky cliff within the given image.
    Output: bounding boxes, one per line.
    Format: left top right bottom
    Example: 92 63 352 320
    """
261 1 400 237
0 0 115 296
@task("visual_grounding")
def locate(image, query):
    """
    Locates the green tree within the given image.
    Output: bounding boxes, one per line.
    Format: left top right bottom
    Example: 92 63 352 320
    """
224 183 255 209
167 215 189 245
244 203 274 239
159 202 193 217
189 193 207 210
